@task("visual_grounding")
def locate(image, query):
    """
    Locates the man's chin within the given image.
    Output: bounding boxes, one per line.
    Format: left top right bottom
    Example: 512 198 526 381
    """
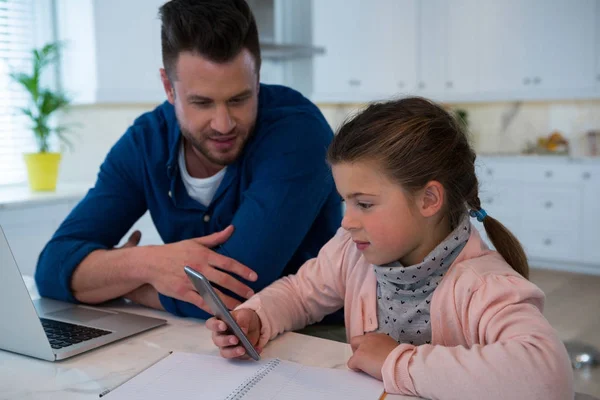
205 150 241 166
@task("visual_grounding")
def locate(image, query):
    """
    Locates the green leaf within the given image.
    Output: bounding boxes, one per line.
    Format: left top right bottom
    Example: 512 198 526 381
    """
19 107 35 120
8 41 72 153
9 72 38 99
38 90 70 117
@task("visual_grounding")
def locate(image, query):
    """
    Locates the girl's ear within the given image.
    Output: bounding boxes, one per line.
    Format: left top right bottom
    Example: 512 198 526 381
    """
418 181 445 218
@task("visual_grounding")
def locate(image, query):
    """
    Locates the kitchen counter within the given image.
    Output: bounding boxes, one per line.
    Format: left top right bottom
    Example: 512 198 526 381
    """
0 182 92 210
477 154 600 165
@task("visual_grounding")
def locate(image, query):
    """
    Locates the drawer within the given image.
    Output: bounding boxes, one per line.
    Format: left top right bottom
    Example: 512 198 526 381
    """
478 182 523 218
521 228 582 263
476 161 523 183
521 185 581 228
521 164 590 184
477 158 600 185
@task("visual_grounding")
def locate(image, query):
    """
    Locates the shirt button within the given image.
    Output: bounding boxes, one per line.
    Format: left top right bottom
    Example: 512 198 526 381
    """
168 190 172 198
203 214 211 223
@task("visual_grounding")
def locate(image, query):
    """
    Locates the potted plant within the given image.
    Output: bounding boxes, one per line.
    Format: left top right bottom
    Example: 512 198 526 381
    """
10 42 71 191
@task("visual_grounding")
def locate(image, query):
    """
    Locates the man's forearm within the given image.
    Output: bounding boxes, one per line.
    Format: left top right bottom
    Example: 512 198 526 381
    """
71 246 154 304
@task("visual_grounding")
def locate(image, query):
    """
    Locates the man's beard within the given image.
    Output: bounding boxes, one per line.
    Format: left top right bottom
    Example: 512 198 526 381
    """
180 125 251 166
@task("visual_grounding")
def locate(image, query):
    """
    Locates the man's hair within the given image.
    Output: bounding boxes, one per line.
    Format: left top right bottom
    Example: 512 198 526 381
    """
158 0 261 80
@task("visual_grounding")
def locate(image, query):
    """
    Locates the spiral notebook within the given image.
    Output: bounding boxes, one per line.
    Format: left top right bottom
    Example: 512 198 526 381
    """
103 352 384 400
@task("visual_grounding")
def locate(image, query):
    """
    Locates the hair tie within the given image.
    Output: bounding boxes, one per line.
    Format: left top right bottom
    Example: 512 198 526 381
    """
469 208 488 222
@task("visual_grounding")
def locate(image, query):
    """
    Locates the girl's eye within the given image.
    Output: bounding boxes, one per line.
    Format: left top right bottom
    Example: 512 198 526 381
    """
357 202 373 210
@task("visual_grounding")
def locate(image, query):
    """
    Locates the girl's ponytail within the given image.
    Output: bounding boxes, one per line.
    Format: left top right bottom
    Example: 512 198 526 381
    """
469 199 529 279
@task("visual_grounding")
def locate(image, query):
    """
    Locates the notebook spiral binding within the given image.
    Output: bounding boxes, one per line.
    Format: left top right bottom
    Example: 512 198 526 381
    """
224 359 281 400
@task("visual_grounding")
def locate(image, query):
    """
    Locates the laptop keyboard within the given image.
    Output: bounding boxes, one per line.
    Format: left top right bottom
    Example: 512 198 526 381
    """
40 318 112 350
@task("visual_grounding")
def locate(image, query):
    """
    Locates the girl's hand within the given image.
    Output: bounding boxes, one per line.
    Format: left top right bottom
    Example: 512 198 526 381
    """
206 309 262 359
347 333 399 380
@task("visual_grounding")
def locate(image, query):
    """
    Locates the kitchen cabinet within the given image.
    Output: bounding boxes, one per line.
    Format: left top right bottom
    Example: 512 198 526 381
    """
478 1 534 94
311 0 418 103
57 0 319 104
475 157 600 275
56 0 600 104
416 0 447 97
417 0 481 100
582 167 600 264
442 0 481 96
476 0 597 98
313 0 600 103
56 0 170 104
596 0 600 90
531 0 597 92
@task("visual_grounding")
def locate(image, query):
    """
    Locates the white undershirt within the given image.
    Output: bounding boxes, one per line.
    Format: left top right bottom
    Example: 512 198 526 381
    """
178 143 227 207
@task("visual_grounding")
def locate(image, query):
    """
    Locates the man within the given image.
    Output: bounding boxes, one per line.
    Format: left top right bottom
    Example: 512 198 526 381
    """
35 0 341 320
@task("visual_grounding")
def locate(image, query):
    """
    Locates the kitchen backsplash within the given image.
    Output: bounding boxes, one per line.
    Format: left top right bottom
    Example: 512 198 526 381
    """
318 100 600 157
57 99 600 183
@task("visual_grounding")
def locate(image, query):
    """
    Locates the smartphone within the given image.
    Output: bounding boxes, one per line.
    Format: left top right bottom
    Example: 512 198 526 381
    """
184 266 261 361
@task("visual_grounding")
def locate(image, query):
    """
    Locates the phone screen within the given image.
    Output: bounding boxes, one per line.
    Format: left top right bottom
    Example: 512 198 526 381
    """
184 266 261 361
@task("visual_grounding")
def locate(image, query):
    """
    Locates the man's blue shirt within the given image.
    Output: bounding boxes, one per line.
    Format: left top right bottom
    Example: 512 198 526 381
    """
35 84 342 319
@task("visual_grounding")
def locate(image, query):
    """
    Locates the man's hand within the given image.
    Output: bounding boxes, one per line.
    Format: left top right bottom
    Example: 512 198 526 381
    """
143 225 258 314
347 333 399 380
206 309 262 359
119 231 163 309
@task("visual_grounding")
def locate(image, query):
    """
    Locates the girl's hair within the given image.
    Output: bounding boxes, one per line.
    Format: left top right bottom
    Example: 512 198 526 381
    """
327 97 529 279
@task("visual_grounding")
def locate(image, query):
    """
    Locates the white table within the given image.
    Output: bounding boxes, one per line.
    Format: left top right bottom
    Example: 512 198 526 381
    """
0 277 413 400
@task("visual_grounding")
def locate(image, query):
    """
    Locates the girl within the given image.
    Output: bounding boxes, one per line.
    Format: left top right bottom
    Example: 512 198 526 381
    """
207 97 573 399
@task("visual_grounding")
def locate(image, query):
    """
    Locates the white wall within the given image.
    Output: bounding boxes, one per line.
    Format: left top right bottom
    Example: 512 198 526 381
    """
58 104 160 183
57 99 600 184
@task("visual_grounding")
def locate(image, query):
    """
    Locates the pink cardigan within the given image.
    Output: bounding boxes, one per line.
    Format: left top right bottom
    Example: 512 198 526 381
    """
239 226 574 399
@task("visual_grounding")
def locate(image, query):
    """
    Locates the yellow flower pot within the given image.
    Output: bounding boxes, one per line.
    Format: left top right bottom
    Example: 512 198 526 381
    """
23 152 62 191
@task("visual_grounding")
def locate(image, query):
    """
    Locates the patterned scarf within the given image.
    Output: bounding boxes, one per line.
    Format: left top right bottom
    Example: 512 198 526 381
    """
375 215 471 345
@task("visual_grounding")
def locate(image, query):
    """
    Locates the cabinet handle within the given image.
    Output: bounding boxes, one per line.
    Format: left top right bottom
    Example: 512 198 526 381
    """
544 201 553 208
348 79 361 87
486 168 493 176
446 81 453 88
485 198 493 204
545 170 553 178
418 82 426 89
397 81 405 88
523 77 531 85
583 171 591 180
533 76 541 84
543 238 552 246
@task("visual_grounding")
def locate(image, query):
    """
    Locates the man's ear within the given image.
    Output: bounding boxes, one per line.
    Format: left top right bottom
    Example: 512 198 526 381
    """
160 68 175 104
417 181 445 218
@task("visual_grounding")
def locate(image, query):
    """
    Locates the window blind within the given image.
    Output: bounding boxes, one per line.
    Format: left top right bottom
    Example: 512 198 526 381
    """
0 0 38 186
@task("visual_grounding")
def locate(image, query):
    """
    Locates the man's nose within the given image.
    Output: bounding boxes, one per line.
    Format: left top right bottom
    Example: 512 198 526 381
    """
211 105 236 134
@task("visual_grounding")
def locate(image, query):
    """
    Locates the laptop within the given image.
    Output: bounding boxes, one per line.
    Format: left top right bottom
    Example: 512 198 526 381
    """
0 226 167 361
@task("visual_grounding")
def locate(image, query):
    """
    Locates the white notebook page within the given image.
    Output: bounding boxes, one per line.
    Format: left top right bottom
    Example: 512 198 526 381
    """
104 352 383 400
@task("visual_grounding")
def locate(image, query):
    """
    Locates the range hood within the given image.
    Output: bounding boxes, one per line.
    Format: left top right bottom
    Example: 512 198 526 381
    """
260 42 325 61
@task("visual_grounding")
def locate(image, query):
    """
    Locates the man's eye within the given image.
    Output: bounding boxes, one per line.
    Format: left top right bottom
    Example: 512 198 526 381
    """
229 97 247 105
